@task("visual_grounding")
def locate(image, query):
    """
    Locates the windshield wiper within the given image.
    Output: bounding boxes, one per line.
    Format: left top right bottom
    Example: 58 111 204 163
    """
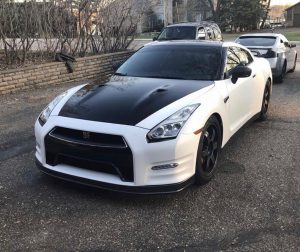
114 72 127 76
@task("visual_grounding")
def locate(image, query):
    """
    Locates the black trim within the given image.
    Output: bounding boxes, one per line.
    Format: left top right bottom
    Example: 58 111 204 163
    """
45 130 134 182
36 158 195 194
224 96 229 103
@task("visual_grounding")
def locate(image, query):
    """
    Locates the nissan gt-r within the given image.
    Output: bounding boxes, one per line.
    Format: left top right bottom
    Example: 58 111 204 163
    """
35 41 272 194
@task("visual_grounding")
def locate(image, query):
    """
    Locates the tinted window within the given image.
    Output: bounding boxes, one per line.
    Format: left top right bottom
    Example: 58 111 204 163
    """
240 48 253 65
116 45 222 81
158 27 196 40
206 27 214 40
236 36 277 46
225 47 241 73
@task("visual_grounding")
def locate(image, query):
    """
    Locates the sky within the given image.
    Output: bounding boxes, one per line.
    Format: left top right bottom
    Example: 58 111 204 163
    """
271 0 299 6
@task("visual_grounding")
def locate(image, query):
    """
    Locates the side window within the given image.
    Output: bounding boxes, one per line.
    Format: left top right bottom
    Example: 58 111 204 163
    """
213 27 222 40
206 27 214 40
197 27 206 40
240 49 253 65
225 47 241 74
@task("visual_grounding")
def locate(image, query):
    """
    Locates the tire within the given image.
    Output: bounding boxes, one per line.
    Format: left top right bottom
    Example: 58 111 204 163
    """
276 61 287 83
258 80 271 121
195 116 222 185
290 55 297 73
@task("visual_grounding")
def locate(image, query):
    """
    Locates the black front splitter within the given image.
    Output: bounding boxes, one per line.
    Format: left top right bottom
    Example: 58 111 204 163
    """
35 158 195 195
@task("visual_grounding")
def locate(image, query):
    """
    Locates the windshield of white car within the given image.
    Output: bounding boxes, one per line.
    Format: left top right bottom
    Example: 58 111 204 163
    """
158 27 196 40
237 36 277 47
115 45 222 81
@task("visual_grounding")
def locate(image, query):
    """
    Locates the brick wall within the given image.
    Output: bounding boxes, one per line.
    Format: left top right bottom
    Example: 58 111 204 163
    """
0 51 133 95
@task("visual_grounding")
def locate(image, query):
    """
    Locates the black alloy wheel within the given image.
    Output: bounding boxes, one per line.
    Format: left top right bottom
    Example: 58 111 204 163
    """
259 80 271 121
195 116 221 185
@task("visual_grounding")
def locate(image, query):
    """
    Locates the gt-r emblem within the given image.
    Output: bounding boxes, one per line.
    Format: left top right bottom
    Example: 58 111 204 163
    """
82 131 90 139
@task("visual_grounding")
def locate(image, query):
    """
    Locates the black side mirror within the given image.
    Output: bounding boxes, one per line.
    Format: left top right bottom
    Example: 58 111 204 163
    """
112 61 124 72
290 44 296 48
153 37 158 41
231 66 252 84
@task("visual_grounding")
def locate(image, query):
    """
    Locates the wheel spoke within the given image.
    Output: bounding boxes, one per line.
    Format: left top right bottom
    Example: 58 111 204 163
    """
210 128 216 141
210 155 216 165
205 159 210 171
213 141 218 150
202 148 209 157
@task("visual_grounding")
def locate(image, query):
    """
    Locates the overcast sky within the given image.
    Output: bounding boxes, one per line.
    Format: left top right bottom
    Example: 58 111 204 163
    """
271 0 299 6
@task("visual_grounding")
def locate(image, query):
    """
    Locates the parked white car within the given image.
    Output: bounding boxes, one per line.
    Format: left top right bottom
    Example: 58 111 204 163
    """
35 41 272 194
236 33 297 83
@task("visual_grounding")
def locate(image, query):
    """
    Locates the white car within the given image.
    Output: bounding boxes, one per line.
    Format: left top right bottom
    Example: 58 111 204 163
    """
35 41 272 194
236 33 297 83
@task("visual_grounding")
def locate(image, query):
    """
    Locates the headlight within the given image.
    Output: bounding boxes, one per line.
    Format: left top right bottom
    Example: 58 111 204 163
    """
147 104 200 142
39 92 67 126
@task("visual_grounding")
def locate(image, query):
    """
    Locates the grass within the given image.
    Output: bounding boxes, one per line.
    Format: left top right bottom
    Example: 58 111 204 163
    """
223 28 300 41
136 28 300 41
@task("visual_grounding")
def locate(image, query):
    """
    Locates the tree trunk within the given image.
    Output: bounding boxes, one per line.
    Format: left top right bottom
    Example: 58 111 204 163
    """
260 0 271 29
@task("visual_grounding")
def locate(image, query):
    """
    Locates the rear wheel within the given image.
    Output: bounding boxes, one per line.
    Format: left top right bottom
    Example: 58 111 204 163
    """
290 55 297 73
276 61 287 83
258 80 271 121
195 116 221 185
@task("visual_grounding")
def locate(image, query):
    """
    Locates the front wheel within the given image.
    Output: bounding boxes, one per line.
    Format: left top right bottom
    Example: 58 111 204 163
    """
258 80 271 121
195 116 221 185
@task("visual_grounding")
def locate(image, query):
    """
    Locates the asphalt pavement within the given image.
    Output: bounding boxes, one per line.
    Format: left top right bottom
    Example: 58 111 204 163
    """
0 66 300 251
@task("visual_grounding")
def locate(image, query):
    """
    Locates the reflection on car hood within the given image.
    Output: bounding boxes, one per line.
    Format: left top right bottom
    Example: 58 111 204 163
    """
59 76 214 126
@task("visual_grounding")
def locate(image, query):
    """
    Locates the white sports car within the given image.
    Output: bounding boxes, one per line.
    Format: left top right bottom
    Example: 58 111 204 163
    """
35 41 272 194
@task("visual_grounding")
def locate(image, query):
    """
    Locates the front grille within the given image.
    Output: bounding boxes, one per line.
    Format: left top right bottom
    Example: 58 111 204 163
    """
49 127 127 148
45 127 134 182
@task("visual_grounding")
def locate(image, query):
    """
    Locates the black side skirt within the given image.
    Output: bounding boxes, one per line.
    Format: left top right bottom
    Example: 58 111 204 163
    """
36 158 195 195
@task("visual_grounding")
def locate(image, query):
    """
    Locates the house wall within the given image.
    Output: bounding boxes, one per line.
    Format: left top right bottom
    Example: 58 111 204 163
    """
286 3 300 27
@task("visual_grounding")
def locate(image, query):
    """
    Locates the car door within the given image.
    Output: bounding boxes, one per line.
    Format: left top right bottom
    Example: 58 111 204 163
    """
224 46 256 134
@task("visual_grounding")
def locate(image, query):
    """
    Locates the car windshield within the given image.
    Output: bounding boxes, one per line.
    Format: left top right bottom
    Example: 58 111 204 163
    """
158 27 196 40
236 36 277 47
116 45 222 81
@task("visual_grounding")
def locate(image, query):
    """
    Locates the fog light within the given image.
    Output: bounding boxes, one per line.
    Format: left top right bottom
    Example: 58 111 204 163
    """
151 163 178 170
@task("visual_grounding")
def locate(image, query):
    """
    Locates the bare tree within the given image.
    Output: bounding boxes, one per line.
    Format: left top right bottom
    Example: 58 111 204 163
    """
0 0 143 68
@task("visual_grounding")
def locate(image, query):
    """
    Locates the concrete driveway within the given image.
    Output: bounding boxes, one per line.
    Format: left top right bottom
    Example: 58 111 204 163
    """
0 65 299 250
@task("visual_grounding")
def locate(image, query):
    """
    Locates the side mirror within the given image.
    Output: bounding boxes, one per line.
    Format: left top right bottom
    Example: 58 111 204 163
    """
153 37 158 41
290 43 296 48
231 66 252 84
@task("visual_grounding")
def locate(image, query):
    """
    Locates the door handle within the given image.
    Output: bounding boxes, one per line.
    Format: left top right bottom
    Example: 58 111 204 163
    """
252 74 256 78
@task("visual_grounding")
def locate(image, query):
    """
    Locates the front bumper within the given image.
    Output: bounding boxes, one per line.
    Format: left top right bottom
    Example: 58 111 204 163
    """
36 158 195 194
35 116 200 193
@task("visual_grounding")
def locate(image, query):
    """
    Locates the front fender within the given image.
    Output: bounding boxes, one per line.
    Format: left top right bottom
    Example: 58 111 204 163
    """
182 86 229 148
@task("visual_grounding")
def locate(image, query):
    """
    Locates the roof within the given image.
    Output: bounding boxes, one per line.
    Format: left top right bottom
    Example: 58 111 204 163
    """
285 1 300 11
167 21 217 28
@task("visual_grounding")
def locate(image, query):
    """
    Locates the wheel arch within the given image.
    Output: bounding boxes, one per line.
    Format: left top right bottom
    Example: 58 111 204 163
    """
211 113 223 146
